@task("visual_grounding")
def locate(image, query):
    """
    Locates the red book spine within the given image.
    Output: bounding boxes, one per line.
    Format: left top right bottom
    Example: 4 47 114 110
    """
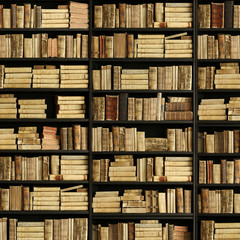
211 3 224 28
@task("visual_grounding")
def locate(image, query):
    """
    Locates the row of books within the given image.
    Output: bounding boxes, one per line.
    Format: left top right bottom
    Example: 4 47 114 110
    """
199 159 240 184
0 155 88 181
198 97 240 121
0 125 88 150
0 1 88 29
199 188 240 213
93 95 193 121
0 65 89 89
198 2 234 28
0 185 88 211
198 62 240 90
0 217 88 240
92 32 192 59
92 188 192 213
198 34 240 59
93 65 192 90
92 127 192 152
201 220 240 240
93 155 192 182
94 2 192 29
0 33 88 58
198 130 240 153
94 221 192 240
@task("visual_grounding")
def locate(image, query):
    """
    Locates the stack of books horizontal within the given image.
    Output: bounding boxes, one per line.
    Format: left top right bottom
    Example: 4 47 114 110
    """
0 94 17 118
165 96 193 120
41 9 69 28
163 157 193 182
16 221 44 240
0 128 16 150
92 65 112 90
32 67 60 88
69 2 89 28
228 97 240 121
165 34 192 58
198 99 227 120
214 63 240 89
4 67 32 88
18 99 47 119
60 65 89 88
42 126 59 150
120 68 149 90
0 218 7 240
60 155 88 181
17 126 41 150
135 220 162 239
201 221 240 240
60 186 88 211
92 191 121 213
56 96 86 119
121 189 146 213
31 187 60 211
164 3 192 28
135 34 164 58
109 155 136 181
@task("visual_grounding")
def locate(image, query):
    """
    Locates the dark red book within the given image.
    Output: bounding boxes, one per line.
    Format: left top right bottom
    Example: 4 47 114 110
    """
106 95 119 121
211 3 224 28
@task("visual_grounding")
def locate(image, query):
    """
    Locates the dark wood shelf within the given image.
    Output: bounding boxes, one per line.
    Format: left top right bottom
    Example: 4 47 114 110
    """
198 28 240 32
0 211 89 215
0 88 89 92
93 120 193 125
92 151 193 155
0 28 89 33
92 58 193 63
0 58 89 62
198 153 240 157
0 150 89 154
93 28 193 33
198 89 240 93
92 213 193 220
0 119 89 123
93 90 193 94
198 121 240 127
198 184 240 188
198 59 240 63
93 182 193 186
0 180 89 185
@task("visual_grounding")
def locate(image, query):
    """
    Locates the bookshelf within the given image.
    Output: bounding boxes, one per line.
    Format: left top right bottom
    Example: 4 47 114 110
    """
1 0 239 239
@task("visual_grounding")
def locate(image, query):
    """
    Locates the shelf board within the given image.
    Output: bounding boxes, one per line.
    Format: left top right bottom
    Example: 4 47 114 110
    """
0 88 89 92
93 120 193 125
92 213 193 220
198 59 240 63
93 182 193 186
93 28 193 33
0 211 89 215
0 58 89 63
0 119 89 123
0 180 89 185
92 58 193 63
198 89 240 93
198 213 240 218
198 184 240 188
198 153 239 157
93 90 193 94
0 150 89 154
198 121 240 127
0 28 89 33
198 28 240 33
92 151 193 155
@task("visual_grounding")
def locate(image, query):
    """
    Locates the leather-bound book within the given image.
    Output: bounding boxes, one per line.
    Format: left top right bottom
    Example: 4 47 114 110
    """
106 95 119 121
119 93 128 121
211 3 224 28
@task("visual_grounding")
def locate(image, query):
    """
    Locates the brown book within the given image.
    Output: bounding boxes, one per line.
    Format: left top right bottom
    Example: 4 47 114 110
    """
198 5 211 28
94 5 102 28
128 222 134 240
112 126 120 151
201 188 209 213
23 186 29 210
67 127 73 150
127 34 134 58
106 95 119 121
119 3 126 28
211 3 224 28
147 4 153 28
73 125 81 150
176 188 184 213
113 33 127 58
102 4 115 28
11 4 16 28
60 127 68 150
218 34 225 59
24 4 31 28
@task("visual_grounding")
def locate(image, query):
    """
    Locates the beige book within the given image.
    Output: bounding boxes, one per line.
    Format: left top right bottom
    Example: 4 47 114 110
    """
61 165 87 170
137 44 164 49
165 32 188 40
121 196 144 201
6 73 32 78
42 19 69 24
198 105 227 110
4 79 31 84
5 67 32 73
17 226 44 232
95 191 119 197
33 79 59 84
34 187 60 192
19 114 46 118
110 177 137 181
121 80 148 85
33 201 59 206
216 85 240 89
0 114 17 118
60 65 88 70
32 206 60 210
108 166 136 172
122 208 146 213
200 99 225 104
93 208 121 213
62 175 87 180
42 13 69 19
61 160 88 164
32 84 59 88
93 197 121 202
138 49 164 53
122 201 146 208
92 202 120 208
61 196 88 202
60 206 88 210
135 232 162 237
33 197 60 201
198 110 226 116
121 74 148 80
4 84 31 88
121 85 148 90
57 114 85 118
61 192 88 196
165 53 192 58
31 192 59 197
199 116 227 120
165 49 192 54
108 172 135 176
60 84 88 88
137 53 164 58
